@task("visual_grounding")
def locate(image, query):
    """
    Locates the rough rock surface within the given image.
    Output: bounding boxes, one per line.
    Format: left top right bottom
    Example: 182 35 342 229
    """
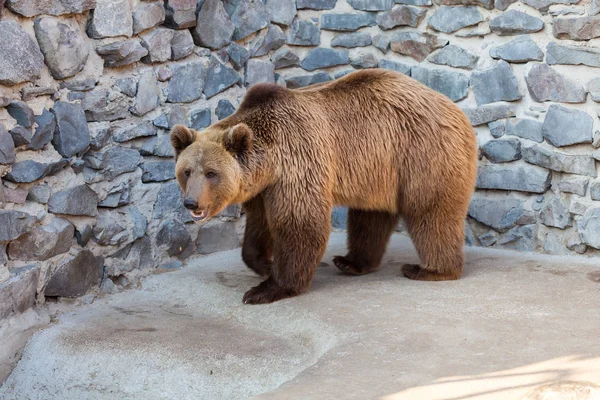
542 105 593 147
471 61 521 105
87 0 133 39
489 36 544 63
489 10 544 36
526 64 587 103
410 66 469 101
34 17 89 80
389 31 448 61
428 6 483 33
428 45 479 69
0 21 45 86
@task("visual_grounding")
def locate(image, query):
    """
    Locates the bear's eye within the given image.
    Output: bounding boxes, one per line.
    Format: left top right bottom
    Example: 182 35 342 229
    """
184 169 191 177
205 171 217 179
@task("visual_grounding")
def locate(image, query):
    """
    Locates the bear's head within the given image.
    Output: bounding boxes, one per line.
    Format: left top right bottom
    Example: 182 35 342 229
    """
170 123 253 222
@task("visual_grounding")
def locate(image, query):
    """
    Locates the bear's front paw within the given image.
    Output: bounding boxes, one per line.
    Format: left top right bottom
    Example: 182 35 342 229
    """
333 256 371 276
242 278 298 305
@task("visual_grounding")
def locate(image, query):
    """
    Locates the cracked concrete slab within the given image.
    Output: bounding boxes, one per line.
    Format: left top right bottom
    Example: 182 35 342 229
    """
1 232 600 399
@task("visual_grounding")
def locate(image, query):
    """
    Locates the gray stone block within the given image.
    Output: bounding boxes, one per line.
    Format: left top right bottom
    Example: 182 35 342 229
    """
252 24 286 57
140 27 175 64
93 206 146 246
245 59 275 87
6 101 34 128
0 211 35 242
8 217 74 261
526 64 586 103
331 32 372 48
190 108 212 130
476 163 551 193
471 61 521 106
410 66 469 102
522 145 596 177
87 0 133 39
547 42 600 67
133 71 161 116
164 0 197 29
557 178 588 196
271 47 300 69
156 218 193 257
542 105 593 147
6 0 95 16
197 220 240 254
230 0 269 40
51 101 90 158
540 195 569 229
321 13 377 31
167 60 210 103
468 194 525 232
297 0 336 9
205 58 240 97
481 139 521 163
216 100 236 120
284 71 331 88
376 5 427 30
48 185 99 217
577 208 600 249
96 39 149 68
82 90 131 122
34 17 88 80
141 161 176 183
427 45 479 70
287 20 321 46
44 250 104 298
171 30 194 61
194 0 234 49
301 48 349 71
489 36 544 63
0 21 44 86
553 16 600 40
462 103 516 126
389 31 448 62
427 6 483 33
348 0 394 10
489 10 544 36
5 159 69 183
0 265 39 319
350 52 379 69
29 110 56 151
265 0 296 25
378 59 411 75
83 146 141 180
132 1 165 34
111 119 158 143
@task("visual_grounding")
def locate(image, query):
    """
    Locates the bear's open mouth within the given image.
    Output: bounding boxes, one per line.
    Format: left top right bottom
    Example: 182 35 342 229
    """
191 210 208 222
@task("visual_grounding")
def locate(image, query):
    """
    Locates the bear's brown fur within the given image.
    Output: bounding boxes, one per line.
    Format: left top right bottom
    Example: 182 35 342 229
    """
171 69 478 304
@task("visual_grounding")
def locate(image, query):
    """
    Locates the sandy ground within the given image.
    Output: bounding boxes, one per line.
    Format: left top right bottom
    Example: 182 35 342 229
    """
1 232 600 400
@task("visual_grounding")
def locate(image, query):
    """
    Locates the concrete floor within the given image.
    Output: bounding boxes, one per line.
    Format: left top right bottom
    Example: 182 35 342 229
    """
1 232 600 400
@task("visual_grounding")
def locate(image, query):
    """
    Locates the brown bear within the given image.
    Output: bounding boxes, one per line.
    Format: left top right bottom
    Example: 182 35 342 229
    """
170 68 478 305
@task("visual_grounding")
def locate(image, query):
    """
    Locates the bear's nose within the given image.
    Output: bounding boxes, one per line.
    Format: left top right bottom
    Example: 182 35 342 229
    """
183 198 198 210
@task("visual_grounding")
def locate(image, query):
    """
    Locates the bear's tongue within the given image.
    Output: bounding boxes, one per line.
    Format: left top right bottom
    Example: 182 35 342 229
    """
191 210 207 221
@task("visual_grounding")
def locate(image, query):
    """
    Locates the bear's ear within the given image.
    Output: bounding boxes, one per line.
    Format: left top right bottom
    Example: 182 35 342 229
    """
224 123 253 162
170 125 197 158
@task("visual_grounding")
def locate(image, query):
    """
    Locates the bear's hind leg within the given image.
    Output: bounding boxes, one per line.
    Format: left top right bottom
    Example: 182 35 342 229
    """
402 211 464 281
334 209 400 276
241 197 273 277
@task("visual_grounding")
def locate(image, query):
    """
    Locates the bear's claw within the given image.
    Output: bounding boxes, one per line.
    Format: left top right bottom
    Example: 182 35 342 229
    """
333 256 370 275
242 277 298 304
402 264 461 281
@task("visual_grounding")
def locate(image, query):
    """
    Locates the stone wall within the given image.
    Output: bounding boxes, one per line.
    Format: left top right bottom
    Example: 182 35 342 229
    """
1 0 600 319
